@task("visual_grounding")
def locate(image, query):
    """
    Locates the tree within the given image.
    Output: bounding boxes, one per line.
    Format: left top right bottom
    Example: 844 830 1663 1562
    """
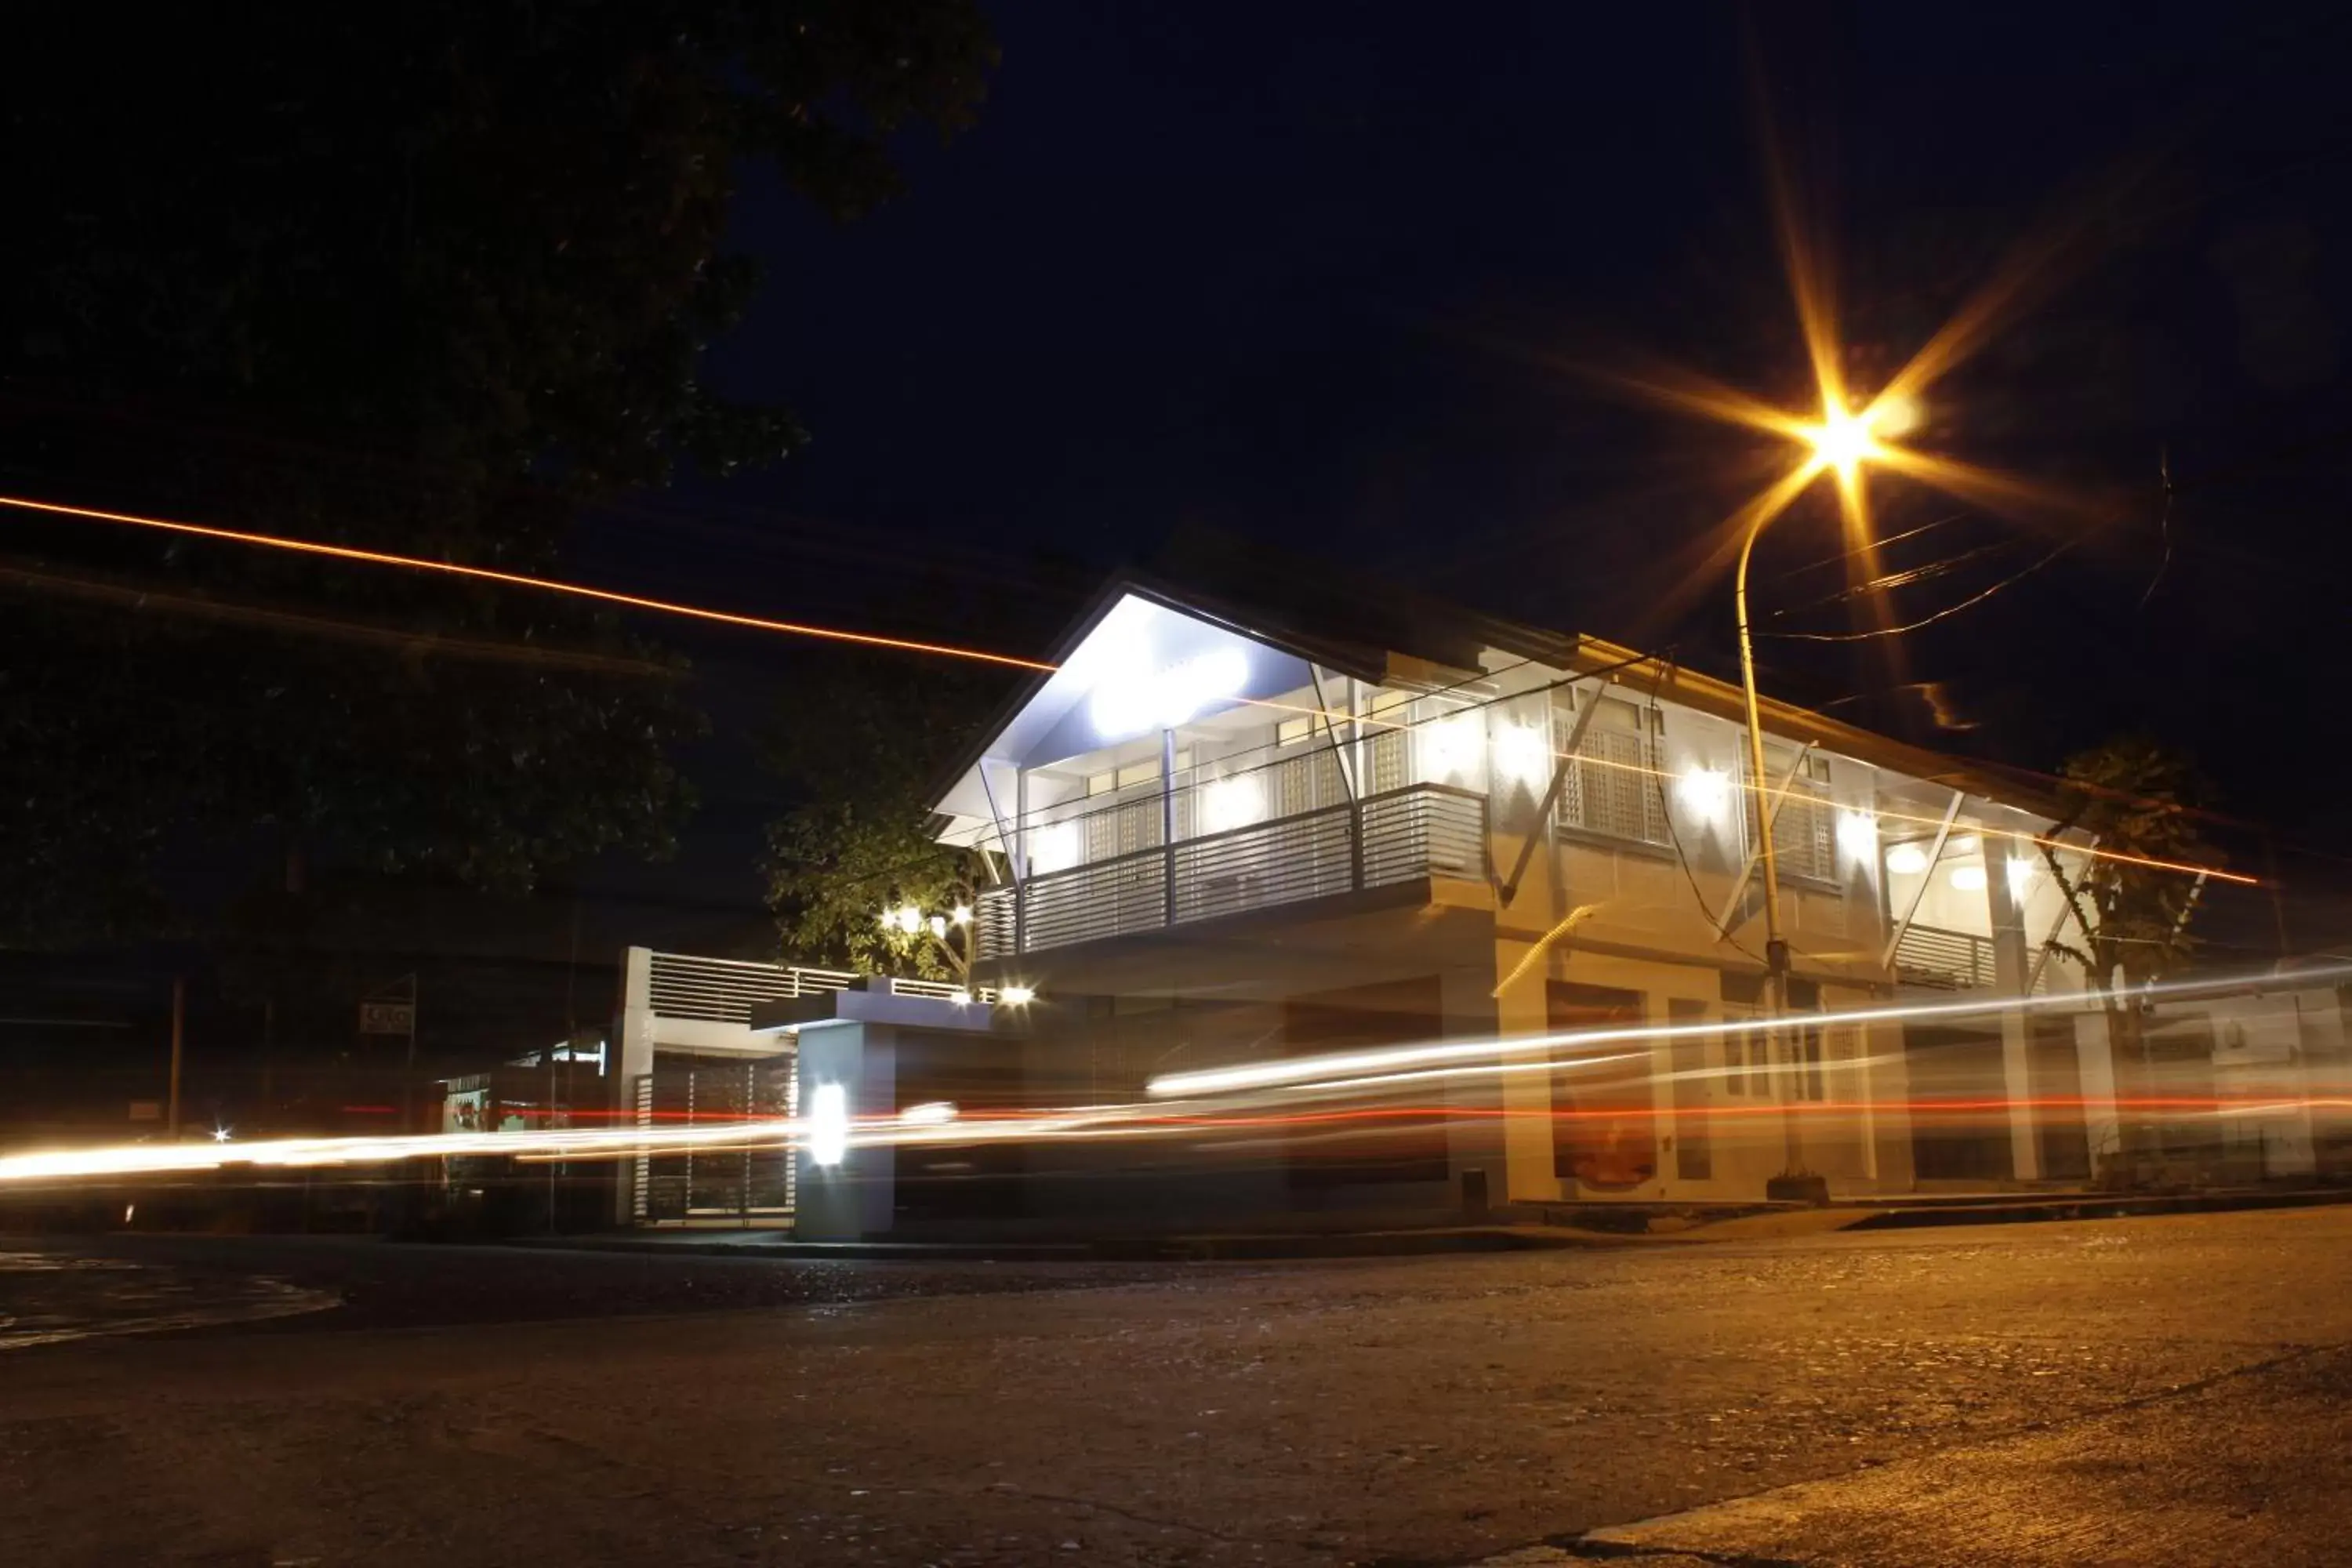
762 648 1016 979
2037 736 2217 1177
0 2 997 944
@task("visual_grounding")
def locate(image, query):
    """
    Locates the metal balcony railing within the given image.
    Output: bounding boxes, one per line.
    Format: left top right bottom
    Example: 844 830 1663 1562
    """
975 782 1486 958
645 953 988 1022
1894 923 1998 991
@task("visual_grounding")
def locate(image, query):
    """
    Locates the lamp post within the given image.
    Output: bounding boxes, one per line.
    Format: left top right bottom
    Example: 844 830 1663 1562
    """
1741 403 1879 1192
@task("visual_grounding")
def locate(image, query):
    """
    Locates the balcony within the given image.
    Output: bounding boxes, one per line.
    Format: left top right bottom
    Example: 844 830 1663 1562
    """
1894 923 1998 990
975 783 1486 959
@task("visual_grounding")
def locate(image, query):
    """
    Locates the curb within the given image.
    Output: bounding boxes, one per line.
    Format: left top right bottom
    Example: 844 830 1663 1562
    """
1841 1187 2352 1230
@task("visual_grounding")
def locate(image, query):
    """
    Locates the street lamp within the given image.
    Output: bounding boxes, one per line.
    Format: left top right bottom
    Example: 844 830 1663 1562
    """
1730 395 1907 1194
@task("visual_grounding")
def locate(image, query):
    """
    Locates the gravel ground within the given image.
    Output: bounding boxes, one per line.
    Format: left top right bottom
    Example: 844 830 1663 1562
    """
4 1208 2349 1566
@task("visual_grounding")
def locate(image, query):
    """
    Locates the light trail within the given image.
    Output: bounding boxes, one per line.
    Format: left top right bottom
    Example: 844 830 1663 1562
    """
3 495 2250 893
7 964 2340 1189
0 493 1057 673
1145 962 2352 1099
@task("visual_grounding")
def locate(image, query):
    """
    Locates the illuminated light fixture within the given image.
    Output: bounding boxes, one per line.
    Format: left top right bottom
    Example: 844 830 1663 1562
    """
1675 764 1732 822
1809 407 1875 474
808 1083 849 1168
1201 772 1265 834
1836 810 1878 866
891 904 924 936
2005 856 2038 904
1949 835 1980 856
927 913 948 939
947 988 973 1007
1950 864 1988 892
1424 713 1484 781
1000 985 1036 1007
1885 843 1930 876
951 904 973 927
1494 724 1552 789
211 1127 233 1144
1027 820 1081 875
899 1101 959 1127
1089 648 1249 738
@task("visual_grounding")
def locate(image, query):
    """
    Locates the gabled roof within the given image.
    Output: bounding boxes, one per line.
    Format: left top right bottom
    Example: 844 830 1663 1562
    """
927 529 2058 824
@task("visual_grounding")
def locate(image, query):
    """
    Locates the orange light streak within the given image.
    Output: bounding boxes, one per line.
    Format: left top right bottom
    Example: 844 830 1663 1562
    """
2 493 2248 888
0 493 1058 673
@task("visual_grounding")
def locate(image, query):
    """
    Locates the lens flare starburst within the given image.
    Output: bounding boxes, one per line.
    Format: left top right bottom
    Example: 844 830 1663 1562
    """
1601 150 2100 641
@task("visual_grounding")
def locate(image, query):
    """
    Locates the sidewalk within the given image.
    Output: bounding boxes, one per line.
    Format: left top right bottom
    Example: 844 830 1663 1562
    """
505 1186 2352 1262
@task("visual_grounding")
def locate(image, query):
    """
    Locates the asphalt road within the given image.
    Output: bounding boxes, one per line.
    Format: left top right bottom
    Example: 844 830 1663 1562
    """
4 1208 2350 1566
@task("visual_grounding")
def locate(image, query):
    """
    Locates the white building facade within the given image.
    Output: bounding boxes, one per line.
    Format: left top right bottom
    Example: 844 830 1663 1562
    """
927 574 2111 1214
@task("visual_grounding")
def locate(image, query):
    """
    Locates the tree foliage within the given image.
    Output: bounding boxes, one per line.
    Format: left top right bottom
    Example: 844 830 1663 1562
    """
2037 735 2217 1170
0 2 996 945
761 649 1015 979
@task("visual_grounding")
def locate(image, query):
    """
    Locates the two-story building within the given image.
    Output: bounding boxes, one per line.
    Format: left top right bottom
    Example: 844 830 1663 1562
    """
920 554 2104 1224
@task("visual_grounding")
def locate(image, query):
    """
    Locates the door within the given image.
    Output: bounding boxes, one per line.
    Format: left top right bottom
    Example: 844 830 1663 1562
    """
1551 982 1657 1191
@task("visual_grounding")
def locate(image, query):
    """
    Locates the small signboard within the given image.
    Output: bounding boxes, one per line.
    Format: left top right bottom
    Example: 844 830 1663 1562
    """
359 1001 416 1036
128 1100 162 1122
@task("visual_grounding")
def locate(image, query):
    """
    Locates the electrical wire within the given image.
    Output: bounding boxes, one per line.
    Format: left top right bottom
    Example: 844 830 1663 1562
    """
1761 538 2078 643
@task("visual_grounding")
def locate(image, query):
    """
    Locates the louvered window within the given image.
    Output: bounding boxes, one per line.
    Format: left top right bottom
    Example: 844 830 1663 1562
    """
1555 695 1668 847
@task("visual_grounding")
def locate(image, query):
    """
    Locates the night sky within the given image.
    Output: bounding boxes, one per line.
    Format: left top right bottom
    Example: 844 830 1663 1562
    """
568 2 2352 935
27 2 2352 1114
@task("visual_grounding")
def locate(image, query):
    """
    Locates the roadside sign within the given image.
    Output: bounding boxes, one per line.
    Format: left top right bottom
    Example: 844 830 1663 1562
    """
359 1001 416 1035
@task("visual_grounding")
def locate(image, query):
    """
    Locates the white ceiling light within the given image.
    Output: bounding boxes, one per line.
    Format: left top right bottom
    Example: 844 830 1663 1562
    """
1089 648 1249 738
1950 864 1988 892
1886 843 1929 875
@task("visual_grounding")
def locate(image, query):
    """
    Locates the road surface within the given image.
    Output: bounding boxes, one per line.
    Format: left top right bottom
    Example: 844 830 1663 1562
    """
4 1207 2350 1566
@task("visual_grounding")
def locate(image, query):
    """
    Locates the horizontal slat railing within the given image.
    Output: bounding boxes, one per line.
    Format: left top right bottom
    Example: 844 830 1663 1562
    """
992 783 1488 956
1173 803 1355 924
1362 783 1485 887
1894 924 1998 991
645 953 855 1023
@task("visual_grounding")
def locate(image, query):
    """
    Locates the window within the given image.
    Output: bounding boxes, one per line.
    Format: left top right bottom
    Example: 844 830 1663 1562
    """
1748 749 1836 883
1555 694 1668 847
1367 689 1412 794
1794 1021 1825 1102
1272 748 1347 818
1276 716 1312 747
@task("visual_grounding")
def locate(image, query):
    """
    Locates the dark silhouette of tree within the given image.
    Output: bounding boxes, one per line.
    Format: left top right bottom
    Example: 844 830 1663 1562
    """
2037 736 2218 1177
0 2 996 944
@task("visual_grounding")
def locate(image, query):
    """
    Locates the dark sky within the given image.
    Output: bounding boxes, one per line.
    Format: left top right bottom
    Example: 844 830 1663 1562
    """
570 0 2352 923
19 2 2352 1109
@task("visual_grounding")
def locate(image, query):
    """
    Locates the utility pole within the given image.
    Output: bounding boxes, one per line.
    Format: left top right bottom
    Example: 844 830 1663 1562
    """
166 976 186 1139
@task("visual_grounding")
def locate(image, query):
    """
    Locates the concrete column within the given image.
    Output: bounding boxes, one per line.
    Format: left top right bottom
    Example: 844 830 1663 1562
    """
1440 962 1506 1214
611 946 655 1225
1984 846 2042 1180
1492 939 1557 1203
793 1022 899 1240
